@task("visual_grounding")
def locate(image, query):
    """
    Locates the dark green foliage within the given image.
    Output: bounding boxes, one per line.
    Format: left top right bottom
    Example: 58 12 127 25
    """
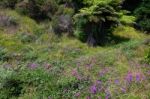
0 67 53 98
19 33 37 43
74 0 120 46
0 47 9 61
52 14 73 35
121 0 142 13
134 0 150 32
0 14 18 27
0 0 150 98
16 0 58 20
56 0 83 11
0 47 6 60
0 65 90 99
23 50 38 61
0 0 20 8
2 79 23 97
145 48 150 64
33 27 46 37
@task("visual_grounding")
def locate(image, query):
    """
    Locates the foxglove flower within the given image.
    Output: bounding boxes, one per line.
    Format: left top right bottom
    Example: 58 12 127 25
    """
136 73 141 82
28 63 38 69
90 85 97 94
125 72 133 83
114 79 119 85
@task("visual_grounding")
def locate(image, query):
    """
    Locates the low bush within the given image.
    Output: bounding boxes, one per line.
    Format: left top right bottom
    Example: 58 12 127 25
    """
0 0 20 8
52 14 73 35
18 33 37 43
0 47 10 61
0 14 18 27
52 5 74 35
145 48 150 64
134 0 150 32
16 0 58 20
19 46 38 61
74 0 121 46
0 65 62 99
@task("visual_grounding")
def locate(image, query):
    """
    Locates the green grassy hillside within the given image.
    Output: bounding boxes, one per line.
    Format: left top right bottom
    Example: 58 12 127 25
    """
0 9 150 99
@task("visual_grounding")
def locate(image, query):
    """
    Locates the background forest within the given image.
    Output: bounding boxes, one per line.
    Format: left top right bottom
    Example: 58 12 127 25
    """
0 0 150 99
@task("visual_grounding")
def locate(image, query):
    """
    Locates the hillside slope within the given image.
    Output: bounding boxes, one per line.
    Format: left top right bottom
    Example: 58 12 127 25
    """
0 10 150 99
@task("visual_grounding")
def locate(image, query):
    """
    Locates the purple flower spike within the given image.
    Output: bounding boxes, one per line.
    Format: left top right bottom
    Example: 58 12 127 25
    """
125 72 133 83
105 96 109 99
96 80 102 85
136 73 141 82
99 71 105 77
75 92 80 97
105 90 111 99
28 63 38 69
86 63 91 68
90 85 97 94
71 68 82 80
71 68 78 76
114 79 119 85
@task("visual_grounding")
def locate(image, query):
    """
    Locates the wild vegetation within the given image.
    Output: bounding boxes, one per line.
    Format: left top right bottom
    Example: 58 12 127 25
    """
0 0 150 99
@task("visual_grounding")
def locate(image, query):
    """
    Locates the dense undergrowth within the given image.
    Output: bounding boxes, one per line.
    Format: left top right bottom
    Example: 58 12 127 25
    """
0 0 149 46
0 9 150 99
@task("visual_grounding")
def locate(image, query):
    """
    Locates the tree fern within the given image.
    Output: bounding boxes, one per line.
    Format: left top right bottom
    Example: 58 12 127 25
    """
74 0 121 46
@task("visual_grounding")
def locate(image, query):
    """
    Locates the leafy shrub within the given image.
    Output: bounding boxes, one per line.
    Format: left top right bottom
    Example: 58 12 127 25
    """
1 78 23 97
113 26 142 39
74 0 121 46
0 47 10 61
74 17 88 42
16 0 58 20
137 19 150 32
0 14 18 27
0 0 20 8
52 14 73 35
134 0 150 32
0 65 61 99
56 0 84 12
52 5 74 35
121 0 142 13
74 29 87 42
18 33 37 43
0 67 14 99
145 48 150 64
120 40 141 58
33 27 45 37
120 15 136 26
20 46 38 61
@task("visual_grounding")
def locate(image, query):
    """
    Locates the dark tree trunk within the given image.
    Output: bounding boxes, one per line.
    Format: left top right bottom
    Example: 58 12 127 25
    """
85 21 107 46
84 20 113 46
86 23 96 46
86 32 96 47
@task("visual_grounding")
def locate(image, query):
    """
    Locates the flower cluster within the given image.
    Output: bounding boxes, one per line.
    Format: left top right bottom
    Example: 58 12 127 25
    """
125 71 145 83
27 63 38 69
71 68 82 80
